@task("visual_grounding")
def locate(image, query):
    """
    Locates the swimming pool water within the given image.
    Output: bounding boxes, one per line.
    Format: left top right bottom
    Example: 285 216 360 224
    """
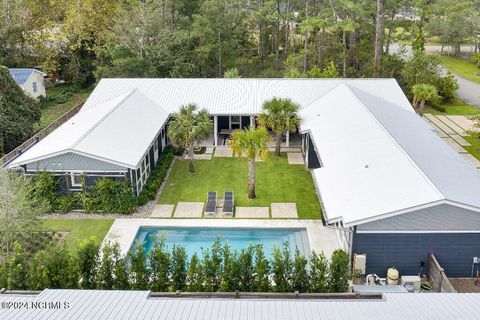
132 227 311 258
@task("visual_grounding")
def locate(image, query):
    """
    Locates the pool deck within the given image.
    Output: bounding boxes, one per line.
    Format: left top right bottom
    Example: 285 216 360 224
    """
103 219 342 258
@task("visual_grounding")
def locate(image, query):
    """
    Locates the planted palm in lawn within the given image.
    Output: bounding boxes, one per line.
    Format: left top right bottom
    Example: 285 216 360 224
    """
230 128 271 199
258 97 300 156
167 104 212 173
158 155 322 219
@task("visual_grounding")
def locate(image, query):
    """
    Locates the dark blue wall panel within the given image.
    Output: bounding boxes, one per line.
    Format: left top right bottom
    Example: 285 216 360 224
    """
353 232 480 278
218 116 229 130
307 135 321 169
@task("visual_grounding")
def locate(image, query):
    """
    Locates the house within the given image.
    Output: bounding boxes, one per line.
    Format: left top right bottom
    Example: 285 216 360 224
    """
8 68 47 99
5 78 480 277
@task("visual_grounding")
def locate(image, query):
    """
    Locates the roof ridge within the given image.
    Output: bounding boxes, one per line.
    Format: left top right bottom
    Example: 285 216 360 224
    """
299 82 346 111
70 89 138 149
345 84 445 200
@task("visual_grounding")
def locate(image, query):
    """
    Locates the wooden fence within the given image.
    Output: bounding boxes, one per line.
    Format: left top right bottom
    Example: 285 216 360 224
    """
0 102 84 166
427 253 457 293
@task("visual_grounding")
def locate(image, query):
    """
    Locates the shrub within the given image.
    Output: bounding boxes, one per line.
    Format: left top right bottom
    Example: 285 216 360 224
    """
31 171 58 211
220 243 240 291
56 193 79 213
309 251 329 293
292 248 309 293
27 245 79 290
0 242 28 290
77 237 100 289
329 249 350 292
253 244 270 292
137 146 177 206
186 253 203 292
148 235 171 292
434 74 459 102
128 242 149 290
96 241 117 290
238 244 256 292
171 244 188 291
201 238 223 292
272 242 293 292
90 178 136 214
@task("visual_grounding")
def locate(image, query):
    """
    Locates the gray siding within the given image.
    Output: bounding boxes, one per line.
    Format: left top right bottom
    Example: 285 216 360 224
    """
353 231 480 277
25 152 126 171
357 204 480 231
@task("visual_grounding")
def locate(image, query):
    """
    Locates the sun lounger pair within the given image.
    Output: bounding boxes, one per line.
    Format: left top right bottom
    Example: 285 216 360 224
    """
204 191 234 216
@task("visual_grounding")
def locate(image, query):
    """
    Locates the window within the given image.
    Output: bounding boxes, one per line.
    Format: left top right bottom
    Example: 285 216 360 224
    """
32 82 37 93
70 172 83 188
230 116 241 129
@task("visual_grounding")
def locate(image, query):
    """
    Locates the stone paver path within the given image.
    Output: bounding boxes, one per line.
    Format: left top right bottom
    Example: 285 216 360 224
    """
437 116 467 136
287 152 304 165
174 202 204 218
194 154 212 160
447 115 480 133
271 203 298 218
267 147 302 153
235 207 269 218
441 137 468 154
460 153 480 168
150 204 174 218
450 134 471 146
214 147 233 157
424 114 456 134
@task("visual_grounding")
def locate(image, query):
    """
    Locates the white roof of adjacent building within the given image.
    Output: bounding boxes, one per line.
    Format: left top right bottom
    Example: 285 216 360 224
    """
82 78 410 115
8 89 169 169
300 83 480 226
1 290 479 320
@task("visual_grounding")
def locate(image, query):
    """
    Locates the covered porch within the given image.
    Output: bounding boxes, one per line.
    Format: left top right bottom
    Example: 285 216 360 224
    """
200 115 302 148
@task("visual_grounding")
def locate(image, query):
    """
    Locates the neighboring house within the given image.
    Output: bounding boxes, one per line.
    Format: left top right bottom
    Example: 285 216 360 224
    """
5 78 480 277
8 68 47 99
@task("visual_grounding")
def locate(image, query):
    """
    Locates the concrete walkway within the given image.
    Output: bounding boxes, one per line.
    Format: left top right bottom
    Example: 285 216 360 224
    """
235 207 269 218
174 202 204 218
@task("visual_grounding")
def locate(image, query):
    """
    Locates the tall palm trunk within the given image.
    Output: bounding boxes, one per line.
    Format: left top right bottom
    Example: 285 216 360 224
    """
275 131 282 156
188 144 195 173
373 0 384 77
248 158 256 199
303 0 308 73
419 100 425 117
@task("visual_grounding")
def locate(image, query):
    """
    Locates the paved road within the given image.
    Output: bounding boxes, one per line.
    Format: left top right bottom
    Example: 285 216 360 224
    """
389 44 480 106
453 73 480 106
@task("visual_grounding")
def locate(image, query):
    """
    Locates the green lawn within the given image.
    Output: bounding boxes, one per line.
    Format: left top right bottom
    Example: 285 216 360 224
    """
158 154 322 219
35 84 92 132
438 55 480 84
43 219 114 251
424 103 480 115
463 136 480 161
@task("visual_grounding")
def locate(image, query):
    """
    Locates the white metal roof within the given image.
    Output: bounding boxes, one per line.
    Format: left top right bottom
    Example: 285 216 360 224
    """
1 290 479 320
8 89 169 169
82 78 407 115
300 83 480 226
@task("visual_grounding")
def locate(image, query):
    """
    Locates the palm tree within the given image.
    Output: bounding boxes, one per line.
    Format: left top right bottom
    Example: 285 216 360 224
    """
258 97 300 156
412 84 438 116
167 104 212 173
230 128 272 199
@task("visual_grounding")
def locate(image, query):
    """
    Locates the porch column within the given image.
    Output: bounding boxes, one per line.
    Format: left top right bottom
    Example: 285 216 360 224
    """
250 116 255 128
286 131 290 147
214 115 218 146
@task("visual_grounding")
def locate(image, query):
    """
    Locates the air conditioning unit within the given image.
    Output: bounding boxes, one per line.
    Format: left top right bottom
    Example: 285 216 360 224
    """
401 275 421 292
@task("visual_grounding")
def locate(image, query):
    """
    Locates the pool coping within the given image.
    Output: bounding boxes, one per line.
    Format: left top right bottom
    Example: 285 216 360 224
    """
103 219 342 259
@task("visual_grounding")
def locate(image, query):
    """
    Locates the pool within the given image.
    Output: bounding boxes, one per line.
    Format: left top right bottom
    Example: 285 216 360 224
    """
131 227 311 258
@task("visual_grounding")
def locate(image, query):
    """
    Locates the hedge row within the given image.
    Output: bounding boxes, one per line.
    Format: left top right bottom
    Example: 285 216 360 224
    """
0 238 350 293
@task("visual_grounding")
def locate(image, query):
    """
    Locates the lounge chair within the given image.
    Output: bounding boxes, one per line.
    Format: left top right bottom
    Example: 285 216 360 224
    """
205 191 217 216
223 191 234 216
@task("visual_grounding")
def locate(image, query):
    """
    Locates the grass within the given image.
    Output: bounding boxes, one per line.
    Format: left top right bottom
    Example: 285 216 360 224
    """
35 84 93 132
158 154 322 219
424 103 480 115
463 136 480 161
437 55 480 84
43 219 114 251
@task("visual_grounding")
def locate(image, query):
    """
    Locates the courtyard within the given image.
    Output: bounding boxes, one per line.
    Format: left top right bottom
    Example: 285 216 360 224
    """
158 153 322 219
